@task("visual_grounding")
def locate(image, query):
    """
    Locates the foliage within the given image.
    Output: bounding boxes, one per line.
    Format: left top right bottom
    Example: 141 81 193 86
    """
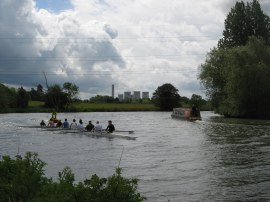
44 84 69 110
0 152 47 202
152 83 181 111
200 37 270 118
16 87 29 108
0 152 146 202
62 82 79 104
218 0 270 48
90 95 114 103
199 0 270 118
44 82 79 110
0 83 17 108
189 94 206 109
29 84 44 101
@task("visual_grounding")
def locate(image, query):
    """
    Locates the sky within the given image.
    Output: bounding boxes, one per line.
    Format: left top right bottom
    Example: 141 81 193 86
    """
0 0 270 99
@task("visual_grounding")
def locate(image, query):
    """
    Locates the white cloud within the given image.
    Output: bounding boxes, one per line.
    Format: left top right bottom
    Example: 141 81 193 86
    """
0 0 270 99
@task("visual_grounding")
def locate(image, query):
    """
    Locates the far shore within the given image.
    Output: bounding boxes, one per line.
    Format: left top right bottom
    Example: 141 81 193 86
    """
0 101 212 113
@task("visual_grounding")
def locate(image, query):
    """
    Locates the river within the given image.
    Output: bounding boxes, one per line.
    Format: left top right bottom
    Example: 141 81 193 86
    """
0 111 270 201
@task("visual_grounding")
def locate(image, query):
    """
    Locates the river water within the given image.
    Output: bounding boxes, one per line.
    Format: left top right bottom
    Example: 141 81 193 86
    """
0 111 270 201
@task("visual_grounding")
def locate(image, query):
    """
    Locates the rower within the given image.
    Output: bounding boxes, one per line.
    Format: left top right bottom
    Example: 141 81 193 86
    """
40 120 46 127
106 120 115 133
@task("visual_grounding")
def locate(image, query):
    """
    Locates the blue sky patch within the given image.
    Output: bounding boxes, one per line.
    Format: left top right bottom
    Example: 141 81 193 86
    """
35 0 73 12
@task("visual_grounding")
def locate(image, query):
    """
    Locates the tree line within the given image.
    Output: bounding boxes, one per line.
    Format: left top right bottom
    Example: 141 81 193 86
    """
199 0 270 118
0 81 206 112
0 82 79 111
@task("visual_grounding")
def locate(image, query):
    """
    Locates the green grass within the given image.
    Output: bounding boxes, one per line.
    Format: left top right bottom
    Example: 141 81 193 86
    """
70 102 158 112
26 101 159 112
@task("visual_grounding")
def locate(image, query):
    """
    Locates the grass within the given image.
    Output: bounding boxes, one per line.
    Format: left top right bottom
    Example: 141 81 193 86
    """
70 102 159 112
27 101 159 112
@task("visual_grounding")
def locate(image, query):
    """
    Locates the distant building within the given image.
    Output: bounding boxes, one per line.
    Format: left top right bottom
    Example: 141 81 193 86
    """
142 92 149 99
124 91 132 99
133 91 141 100
118 94 124 101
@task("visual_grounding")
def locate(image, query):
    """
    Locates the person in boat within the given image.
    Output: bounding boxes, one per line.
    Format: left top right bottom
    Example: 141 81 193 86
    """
94 121 102 132
106 120 115 133
85 121 94 131
77 119 84 130
40 120 46 127
63 118 69 128
191 105 198 117
56 120 63 128
70 119 77 129
48 118 55 127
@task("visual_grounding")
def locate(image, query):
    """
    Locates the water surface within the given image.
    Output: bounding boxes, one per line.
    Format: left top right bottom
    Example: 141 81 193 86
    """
0 111 270 201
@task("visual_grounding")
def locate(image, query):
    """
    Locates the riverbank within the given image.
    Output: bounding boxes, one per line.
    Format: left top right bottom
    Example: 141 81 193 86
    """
0 101 159 113
0 101 212 113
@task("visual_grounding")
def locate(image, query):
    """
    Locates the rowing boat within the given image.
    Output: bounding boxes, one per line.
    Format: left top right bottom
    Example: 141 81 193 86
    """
60 130 137 140
18 126 137 140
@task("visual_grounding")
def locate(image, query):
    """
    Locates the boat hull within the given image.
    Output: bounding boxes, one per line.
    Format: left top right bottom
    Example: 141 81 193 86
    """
171 107 202 121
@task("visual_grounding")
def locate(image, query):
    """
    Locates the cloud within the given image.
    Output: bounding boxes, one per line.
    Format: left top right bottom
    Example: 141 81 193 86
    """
0 0 270 99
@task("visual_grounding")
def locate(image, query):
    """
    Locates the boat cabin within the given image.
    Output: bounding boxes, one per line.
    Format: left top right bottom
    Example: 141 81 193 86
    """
171 107 201 121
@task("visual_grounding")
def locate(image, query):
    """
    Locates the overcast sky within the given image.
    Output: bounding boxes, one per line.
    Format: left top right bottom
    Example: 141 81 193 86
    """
0 0 270 99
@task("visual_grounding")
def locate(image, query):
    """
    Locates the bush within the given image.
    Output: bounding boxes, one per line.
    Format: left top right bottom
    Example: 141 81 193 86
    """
0 152 146 202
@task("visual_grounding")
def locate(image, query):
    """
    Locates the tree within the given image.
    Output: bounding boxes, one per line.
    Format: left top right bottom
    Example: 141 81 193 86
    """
218 0 270 48
0 83 17 108
199 1 270 118
190 94 206 109
17 87 29 108
44 84 69 110
152 83 181 111
62 82 79 105
0 152 146 202
200 37 270 118
221 37 270 118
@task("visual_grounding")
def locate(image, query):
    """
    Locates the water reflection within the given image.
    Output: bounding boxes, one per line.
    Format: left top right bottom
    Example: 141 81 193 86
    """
200 114 270 200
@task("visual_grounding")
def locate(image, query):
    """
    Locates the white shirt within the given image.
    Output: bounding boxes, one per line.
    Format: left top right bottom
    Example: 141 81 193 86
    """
94 124 102 132
70 122 77 129
77 124 84 130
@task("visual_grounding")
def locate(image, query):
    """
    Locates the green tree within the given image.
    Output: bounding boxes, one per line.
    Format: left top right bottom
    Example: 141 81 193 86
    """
0 152 47 202
152 83 181 111
0 152 146 202
44 84 69 110
221 37 270 118
62 82 79 105
200 37 270 118
0 83 17 108
190 94 206 109
199 0 270 118
218 0 270 48
16 87 29 108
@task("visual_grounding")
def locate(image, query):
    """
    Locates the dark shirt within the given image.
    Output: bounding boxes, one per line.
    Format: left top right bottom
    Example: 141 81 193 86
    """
63 121 69 128
85 123 94 131
106 124 115 133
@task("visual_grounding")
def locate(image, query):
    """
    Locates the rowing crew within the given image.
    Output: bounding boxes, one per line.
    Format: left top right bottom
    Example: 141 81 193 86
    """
40 119 115 133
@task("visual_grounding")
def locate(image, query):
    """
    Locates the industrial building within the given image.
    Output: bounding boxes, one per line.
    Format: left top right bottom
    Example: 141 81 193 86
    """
133 91 141 100
142 92 149 99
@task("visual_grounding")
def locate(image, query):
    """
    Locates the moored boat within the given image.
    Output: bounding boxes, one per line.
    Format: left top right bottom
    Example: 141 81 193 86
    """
171 107 201 121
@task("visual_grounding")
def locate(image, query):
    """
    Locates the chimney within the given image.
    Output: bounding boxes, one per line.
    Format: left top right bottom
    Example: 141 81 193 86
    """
112 84 114 98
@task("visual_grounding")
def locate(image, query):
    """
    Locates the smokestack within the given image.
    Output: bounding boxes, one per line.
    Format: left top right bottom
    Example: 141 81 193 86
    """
112 84 114 98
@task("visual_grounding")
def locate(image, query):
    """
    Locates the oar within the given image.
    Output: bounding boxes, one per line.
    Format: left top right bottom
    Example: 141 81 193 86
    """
115 130 135 134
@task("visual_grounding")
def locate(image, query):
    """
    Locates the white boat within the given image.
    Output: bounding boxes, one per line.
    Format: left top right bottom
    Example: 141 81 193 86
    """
60 130 137 140
18 126 137 140
171 107 202 121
